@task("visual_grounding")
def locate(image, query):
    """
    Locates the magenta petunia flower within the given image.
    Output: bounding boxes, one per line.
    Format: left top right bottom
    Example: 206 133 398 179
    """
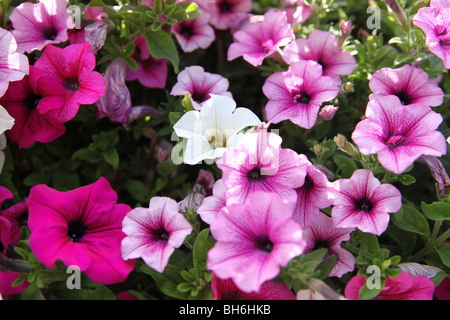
293 155 335 228
10 0 75 53
227 10 295 67
197 179 227 224
351 96 447 174
34 42 105 123
27 177 135 284
217 129 307 205
413 0 450 69
207 191 306 293
170 66 233 110
262 60 340 129
302 212 355 278
0 66 68 148
211 273 296 300
283 30 356 84
0 28 29 98
345 271 435 300
121 197 193 273
172 12 215 53
202 0 253 30
331 169 402 236
369 64 444 107
125 35 168 89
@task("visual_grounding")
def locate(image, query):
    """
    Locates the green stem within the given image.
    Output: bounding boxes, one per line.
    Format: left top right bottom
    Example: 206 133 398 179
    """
411 223 450 261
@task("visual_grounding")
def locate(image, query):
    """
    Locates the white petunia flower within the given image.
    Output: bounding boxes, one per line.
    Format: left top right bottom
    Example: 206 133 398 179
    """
173 95 261 165
0 105 14 174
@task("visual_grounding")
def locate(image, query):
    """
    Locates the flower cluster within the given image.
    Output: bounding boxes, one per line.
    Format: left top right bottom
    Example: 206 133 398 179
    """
0 0 448 303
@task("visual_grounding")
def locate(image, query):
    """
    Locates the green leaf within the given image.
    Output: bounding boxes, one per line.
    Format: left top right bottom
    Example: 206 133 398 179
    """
72 148 103 164
177 282 193 293
384 268 402 278
103 37 122 55
359 232 380 255
421 201 450 221
153 0 163 14
122 41 135 57
398 174 416 186
391 204 430 240
358 282 381 300
20 283 41 300
435 243 450 267
125 56 139 71
23 172 47 187
124 179 147 203
103 147 119 169
333 154 357 178
169 111 184 125
315 254 337 280
144 30 179 73
193 228 212 273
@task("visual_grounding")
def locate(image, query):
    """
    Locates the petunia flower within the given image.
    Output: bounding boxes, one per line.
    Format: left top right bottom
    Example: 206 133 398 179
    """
0 105 15 136
351 95 447 174
369 64 444 107
302 212 355 278
125 35 168 89
227 10 295 67
345 271 435 300
0 66 67 148
293 155 335 228
170 66 233 110
173 95 261 165
172 12 215 53
331 169 402 236
217 129 307 205
413 0 450 69
202 0 253 30
121 197 193 273
0 28 29 99
27 177 135 284
197 179 227 224
83 7 109 21
262 60 340 129
34 42 106 123
283 0 313 26
211 273 296 300
282 30 356 85
96 58 132 123
207 191 306 293
10 0 75 53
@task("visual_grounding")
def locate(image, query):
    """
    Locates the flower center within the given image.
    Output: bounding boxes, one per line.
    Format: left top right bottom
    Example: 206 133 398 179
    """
254 235 274 254
261 39 275 53
152 226 170 243
354 196 374 213
317 58 327 72
42 26 58 41
180 25 194 39
219 1 231 12
393 90 412 105
24 92 42 111
293 91 311 104
247 167 267 182
313 239 330 251
301 176 314 192
435 25 450 46
385 133 405 150
205 128 227 149
191 91 209 104
63 76 81 93
67 220 88 242
221 291 244 300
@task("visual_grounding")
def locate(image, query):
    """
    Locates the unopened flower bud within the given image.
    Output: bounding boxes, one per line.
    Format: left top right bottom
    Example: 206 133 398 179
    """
84 19 112 53
417 155 450 197
334 134 361 159
319 105 339 121
385 0 407 26
179 191 205 213
158 147 169 161
338 20 354 46
314 144 324 158
157 13 168 24
341 82 354 94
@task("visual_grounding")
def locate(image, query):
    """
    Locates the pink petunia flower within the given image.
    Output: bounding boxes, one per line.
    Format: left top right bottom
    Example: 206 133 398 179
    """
121 197 193 273
351 95 447 174
207 191 306 293
27 177 135 284
10 0 75 53
125 35 168 89
293 155 335 228
283 0 313 26
345 271 435 300
0 28 29 98
369 64 444 107
211 273 296 300
217 129 307 205
413 0 450 69
170 65 232 110
34 42 105 122
197 179 227 224
262 60 340 129
83 7 109 21
302 212 355 278
227 10 295 67
0 66 68 148
331 169 402 236
172 12 215 53
283 30 356 85
201 0 253 30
